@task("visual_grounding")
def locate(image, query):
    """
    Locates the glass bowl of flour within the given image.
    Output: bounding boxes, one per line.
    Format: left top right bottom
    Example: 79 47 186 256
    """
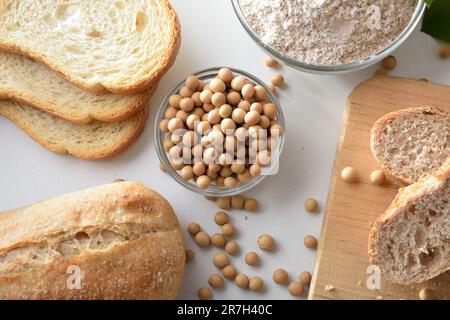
232 0 425 74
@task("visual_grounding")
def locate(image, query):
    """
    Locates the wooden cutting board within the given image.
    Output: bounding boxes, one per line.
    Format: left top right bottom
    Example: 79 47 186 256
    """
309 76 450 300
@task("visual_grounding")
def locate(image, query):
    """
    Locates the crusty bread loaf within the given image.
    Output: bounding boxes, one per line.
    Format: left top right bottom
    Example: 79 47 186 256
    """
0 52 151 123
0 0 180 95
0 181 185 300
369 157 450 285
370 106 449 185
0 99 148 160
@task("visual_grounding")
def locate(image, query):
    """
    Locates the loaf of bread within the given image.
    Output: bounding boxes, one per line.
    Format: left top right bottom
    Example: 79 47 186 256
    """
0 181 185 299
369 157 450 285
370 106 449 185
0 52 151 123
0 99 149 160
0 0 180 95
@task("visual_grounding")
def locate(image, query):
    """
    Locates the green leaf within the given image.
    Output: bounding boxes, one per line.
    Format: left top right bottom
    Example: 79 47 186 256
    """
421 0 450 43
424 0 434 7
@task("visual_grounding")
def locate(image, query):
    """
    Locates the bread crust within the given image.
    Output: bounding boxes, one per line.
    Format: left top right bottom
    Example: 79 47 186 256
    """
368 157 450 284
0 0 181 95
370 106 449 185
0 181 186 300
0 99 151 160
0 84 153 124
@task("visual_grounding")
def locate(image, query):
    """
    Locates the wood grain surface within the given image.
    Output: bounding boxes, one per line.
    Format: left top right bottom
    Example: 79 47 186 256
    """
309 76 450 300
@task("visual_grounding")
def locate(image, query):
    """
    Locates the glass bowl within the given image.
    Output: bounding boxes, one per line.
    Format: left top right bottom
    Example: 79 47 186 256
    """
154 67 286 197
232 0 426 74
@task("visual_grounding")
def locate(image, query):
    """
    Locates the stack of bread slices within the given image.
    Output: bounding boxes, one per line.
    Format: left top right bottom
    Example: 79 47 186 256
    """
0 0 180 160
368 107 449 285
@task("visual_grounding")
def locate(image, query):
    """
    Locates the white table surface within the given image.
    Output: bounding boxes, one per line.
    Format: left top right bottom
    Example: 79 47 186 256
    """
0 0 449 300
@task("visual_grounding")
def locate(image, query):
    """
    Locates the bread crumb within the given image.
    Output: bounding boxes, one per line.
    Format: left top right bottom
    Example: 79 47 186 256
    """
376 295 383 300
324 285 335 292
185 250 195 263
357 281 362 286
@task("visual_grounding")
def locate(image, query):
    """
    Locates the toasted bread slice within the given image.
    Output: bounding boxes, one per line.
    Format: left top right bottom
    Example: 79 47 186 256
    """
0 100 148 160
0 52 152 124
371 107 449 185
0 0 180 95
369 157 450 285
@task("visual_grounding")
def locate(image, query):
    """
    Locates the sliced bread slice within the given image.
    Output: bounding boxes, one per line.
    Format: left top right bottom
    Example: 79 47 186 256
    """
0 99 148 160
0 0 180 95
368 157 450 285
371 106 449 185
0 52 151 124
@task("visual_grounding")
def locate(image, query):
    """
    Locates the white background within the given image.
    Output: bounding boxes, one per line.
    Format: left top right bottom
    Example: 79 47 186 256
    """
0 0 449 300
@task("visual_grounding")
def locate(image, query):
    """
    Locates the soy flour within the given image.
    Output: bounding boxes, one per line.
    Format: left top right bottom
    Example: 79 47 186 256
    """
239 0 418 65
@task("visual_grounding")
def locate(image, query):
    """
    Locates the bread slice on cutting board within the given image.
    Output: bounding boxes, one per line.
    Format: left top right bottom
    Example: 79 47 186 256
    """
0 181 185 299
0 100 148 160
0 53 152 124
369 157 450 285
371 106 449 185
0 0 180 95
